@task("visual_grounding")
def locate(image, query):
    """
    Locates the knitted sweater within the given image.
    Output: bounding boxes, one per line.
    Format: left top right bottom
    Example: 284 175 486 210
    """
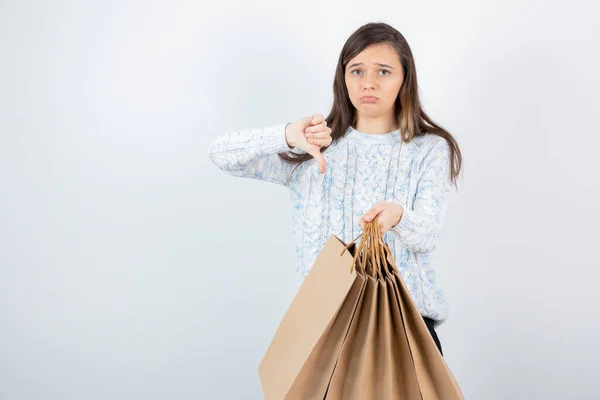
208 122 455 327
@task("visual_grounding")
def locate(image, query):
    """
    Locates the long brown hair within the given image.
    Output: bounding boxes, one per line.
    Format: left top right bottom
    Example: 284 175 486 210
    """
279 22 463 188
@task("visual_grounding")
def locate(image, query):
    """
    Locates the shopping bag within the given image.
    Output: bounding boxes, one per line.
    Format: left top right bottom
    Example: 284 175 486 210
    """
387 243 465 399
286 268 367 399
324 218 465 399
258 232 363 400
259 217 465 399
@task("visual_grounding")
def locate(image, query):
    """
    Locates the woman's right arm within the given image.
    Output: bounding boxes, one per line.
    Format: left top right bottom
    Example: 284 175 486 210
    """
208 122 301 187
207 115 331 187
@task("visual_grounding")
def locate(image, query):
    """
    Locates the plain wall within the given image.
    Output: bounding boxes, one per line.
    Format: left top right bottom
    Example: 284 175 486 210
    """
1 0 599 398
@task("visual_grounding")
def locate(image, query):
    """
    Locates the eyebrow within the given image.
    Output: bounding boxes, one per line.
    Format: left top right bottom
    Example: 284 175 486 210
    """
347 62 395 69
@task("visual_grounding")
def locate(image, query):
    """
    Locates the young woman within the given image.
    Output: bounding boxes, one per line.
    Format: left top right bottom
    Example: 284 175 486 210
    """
208 22 462 357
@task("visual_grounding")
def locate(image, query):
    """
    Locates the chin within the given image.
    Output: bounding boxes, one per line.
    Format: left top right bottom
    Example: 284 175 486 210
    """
360 108 381 117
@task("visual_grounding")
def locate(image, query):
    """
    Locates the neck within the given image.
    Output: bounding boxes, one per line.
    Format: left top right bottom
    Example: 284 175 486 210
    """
354 115 398 134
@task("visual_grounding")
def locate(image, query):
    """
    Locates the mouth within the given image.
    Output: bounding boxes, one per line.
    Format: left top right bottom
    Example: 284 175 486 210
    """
360 96 379 103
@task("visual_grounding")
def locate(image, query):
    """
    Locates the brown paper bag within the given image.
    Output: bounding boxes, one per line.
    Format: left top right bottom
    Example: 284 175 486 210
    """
324 231 416 399
259 217 465 399
286 265 367 399
258 233 363 400
324 219 464 399
386 243 465 399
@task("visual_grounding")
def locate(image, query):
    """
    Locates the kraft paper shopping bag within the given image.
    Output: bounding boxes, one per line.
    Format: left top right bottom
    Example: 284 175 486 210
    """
258 233 361 400
385 243 465 399
324 219 464 399
259 217 465 399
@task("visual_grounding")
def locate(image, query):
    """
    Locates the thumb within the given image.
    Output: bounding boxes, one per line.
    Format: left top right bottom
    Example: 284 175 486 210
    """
308 149 327 174
363 204 385 222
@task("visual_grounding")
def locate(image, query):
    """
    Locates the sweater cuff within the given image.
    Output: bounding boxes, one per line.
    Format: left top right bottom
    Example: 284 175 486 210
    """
262 122 296 154
393 205 419 233
280 122 307 155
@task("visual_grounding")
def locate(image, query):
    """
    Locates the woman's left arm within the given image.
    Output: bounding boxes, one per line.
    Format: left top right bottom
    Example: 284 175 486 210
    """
360 138 454 253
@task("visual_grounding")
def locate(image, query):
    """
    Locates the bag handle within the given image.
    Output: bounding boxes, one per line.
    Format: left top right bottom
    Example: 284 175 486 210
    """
340 216 391 279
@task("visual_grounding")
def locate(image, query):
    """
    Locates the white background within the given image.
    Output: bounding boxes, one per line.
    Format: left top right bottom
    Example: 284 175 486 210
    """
1 0 599 398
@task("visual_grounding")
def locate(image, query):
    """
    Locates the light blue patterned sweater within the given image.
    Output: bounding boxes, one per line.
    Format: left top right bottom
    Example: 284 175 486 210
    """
208 122 455 327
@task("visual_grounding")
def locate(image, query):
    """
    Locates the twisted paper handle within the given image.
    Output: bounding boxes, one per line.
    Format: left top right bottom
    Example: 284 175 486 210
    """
340 216 394 278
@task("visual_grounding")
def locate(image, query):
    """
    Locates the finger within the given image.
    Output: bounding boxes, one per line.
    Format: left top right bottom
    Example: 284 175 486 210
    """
305 122 328 134
306 137 332 147
308 150 327 174
305 131 332 142
303 114 315 125
315 118 327 126
311 114 324 125
306 129 332 140
363 205 385 222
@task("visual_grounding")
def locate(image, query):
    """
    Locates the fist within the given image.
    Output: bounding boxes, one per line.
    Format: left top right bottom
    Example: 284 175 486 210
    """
358 201 404 235
285 114 332 174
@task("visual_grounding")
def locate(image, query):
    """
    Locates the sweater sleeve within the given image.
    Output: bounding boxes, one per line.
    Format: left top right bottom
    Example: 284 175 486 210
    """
207 122 305 187
389 138 454 253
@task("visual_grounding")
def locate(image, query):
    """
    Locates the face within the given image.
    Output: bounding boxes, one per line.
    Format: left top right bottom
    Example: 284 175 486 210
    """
344 43 404 122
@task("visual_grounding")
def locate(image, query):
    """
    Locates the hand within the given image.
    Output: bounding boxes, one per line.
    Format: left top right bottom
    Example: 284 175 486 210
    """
285 114 332 174
358 201 404 235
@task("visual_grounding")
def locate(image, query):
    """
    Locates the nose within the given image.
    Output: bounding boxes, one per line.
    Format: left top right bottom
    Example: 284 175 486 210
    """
363 75 376 90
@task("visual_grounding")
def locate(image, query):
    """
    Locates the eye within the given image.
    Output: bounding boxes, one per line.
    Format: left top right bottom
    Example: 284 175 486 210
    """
350 69 390 76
